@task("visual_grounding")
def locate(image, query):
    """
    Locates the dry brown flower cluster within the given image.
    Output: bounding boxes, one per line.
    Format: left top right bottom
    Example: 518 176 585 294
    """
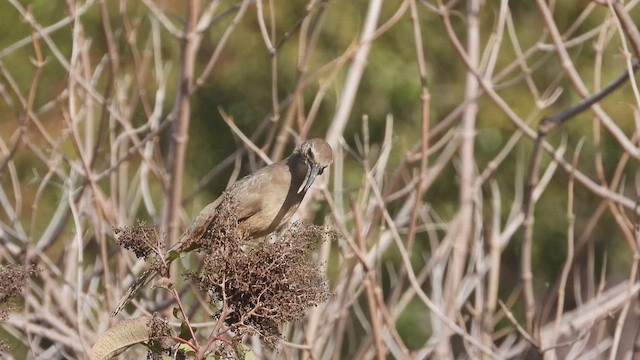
113 220 164 260
181 192 242 252
117 192 334 354
191 219 333 347
0 264 40 352
146 313 171 360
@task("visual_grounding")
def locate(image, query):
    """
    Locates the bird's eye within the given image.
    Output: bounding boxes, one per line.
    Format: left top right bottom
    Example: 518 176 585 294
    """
306 148 314 159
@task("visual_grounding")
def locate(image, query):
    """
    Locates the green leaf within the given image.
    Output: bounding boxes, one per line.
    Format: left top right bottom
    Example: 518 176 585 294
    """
167 250 181 261
243 344 257 360
177 343 196 356
179 322 194 341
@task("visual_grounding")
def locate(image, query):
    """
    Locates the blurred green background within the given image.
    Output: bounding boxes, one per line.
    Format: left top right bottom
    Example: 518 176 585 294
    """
1 0 640 357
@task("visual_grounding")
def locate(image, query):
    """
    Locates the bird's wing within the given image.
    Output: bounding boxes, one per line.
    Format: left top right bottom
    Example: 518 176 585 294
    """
230 162 292 220
229 167 275 220
176 196 223 251
179 162 289 248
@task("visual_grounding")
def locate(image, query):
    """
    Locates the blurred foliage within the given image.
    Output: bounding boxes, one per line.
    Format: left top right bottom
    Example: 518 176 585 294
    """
1 0 640 356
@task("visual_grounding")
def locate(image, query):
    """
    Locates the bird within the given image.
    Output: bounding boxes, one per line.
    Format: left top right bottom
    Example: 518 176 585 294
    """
111 138 333 316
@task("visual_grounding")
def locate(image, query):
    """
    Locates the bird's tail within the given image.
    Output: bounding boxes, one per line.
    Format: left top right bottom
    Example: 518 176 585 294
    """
111 267 160 316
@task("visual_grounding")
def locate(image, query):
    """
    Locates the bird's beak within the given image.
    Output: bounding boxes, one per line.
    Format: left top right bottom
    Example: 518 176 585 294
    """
297 163 322 194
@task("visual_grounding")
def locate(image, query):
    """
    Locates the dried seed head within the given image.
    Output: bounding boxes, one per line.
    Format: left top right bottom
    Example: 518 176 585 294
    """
190 220 333 347
113 220 164 259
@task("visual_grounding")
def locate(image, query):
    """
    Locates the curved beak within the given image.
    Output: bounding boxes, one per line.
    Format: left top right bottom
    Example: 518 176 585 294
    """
297 163 322 194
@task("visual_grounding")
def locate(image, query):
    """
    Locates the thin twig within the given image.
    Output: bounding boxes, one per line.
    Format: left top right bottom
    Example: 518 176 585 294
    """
352 201 385 360
164 0 201 246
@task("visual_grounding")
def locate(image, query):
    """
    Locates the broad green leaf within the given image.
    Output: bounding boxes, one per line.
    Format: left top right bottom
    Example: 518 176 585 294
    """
179 322 194 341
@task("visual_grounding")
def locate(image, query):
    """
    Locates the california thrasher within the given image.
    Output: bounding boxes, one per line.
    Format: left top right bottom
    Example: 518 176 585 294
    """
112 138 333 316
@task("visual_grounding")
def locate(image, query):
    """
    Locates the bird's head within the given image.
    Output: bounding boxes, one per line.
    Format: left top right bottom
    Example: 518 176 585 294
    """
294 138 333 194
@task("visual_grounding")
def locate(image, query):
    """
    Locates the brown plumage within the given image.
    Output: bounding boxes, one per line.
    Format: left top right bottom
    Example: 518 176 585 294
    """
112 139 333 316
